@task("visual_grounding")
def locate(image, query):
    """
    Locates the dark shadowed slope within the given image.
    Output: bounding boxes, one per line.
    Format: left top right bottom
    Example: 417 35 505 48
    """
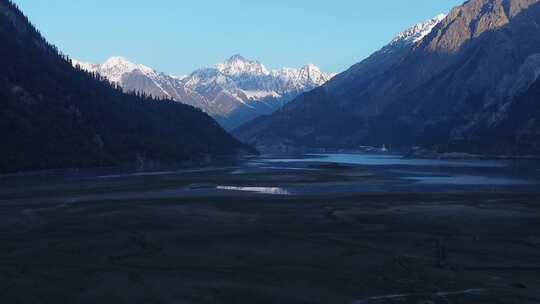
0 0 250 173
235 0 540 155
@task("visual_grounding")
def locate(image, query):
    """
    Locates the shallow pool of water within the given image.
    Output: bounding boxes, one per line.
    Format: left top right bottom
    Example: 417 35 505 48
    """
216 186 291 195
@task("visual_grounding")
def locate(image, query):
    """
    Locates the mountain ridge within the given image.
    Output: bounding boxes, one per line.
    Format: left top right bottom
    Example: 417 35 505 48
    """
74 55 335 130
235 0 540 155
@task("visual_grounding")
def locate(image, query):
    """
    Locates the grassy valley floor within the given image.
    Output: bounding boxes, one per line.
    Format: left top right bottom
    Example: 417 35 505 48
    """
1 190 540 303
2 155 540 303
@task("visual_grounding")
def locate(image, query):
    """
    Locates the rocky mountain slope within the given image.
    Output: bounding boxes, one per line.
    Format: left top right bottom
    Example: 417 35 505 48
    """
0 0 249 173
235 0 540 155
75 55 335 130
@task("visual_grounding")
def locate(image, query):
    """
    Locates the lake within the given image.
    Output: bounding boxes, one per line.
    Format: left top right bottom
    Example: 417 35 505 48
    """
238 153 540 194
1 153 540 201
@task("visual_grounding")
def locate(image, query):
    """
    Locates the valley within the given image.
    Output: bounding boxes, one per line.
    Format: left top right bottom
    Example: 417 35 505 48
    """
1 153 540 303
3 0 540 302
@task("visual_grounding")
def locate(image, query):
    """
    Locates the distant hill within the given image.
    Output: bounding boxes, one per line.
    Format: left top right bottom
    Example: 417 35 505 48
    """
0 0 250 173
74 55 335 130
235 0 540 155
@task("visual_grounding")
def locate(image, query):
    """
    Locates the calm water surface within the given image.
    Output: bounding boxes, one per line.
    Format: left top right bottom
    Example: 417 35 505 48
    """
2 153 540 197
251 153 540 194
267 153 505 168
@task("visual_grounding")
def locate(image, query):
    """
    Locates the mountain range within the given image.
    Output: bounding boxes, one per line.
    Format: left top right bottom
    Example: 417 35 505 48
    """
235 0 540 156
0 0 249 173
74 55 335 130
4 0 540 173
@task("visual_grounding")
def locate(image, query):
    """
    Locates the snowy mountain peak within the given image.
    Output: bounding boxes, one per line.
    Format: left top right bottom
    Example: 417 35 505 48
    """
77 56 158 84
216 55 270 76
301 64 321 73
226 54 249 62
297 64 325 84
72 59 99 73
390 14 447 46
73 55 335 129
102 56 134 68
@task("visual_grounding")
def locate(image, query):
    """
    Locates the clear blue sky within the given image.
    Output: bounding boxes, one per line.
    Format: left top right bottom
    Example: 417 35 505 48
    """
13 0 463 75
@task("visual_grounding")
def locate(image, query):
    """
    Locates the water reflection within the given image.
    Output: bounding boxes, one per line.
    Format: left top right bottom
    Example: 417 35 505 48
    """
267 153 505 168
260 153 540 191
402 175 535 185
3 153 539 200
216 186 291 195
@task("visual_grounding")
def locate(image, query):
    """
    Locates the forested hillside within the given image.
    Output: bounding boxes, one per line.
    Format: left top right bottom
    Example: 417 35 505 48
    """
0 0 250 172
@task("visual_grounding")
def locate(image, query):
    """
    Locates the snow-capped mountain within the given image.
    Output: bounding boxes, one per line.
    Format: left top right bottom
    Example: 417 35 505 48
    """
388 14 447 48
236 0 540 155
216 54 270 77
236 13 452 150
73 55 334 129
73 57 189 100
328 14 447 91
